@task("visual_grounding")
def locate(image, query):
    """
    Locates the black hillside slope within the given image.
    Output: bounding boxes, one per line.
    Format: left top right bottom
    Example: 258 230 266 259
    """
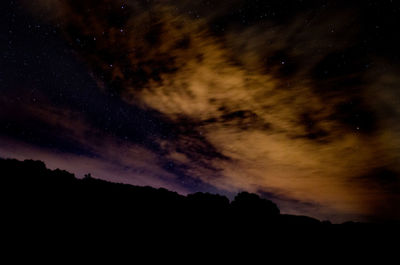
0 157 373 231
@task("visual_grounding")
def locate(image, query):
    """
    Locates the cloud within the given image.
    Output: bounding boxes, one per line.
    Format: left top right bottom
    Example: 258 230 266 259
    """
16 0 400 222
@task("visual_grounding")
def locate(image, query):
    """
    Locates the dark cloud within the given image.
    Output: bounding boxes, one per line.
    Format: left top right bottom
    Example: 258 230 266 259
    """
295 112 330 142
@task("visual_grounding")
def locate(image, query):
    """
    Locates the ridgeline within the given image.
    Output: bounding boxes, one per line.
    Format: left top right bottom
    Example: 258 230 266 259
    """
1 158 372 232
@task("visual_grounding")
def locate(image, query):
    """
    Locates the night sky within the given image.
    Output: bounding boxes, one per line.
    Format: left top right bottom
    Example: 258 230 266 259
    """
1 0 400 223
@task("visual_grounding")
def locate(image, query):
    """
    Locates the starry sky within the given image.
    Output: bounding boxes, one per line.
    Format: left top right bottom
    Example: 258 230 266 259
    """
1 0 400 223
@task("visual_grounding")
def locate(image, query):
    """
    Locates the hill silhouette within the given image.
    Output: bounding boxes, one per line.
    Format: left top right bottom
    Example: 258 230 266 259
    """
2 158 397 265
2 157 384 234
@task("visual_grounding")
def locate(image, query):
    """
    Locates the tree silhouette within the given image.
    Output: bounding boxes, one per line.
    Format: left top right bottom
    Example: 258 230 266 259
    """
231 191 280 216
3 157 371 232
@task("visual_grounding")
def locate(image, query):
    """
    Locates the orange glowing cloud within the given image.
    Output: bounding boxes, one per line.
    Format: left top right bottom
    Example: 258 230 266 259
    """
19 0 400 222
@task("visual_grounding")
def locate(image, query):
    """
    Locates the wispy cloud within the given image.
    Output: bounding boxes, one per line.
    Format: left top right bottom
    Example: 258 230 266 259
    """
9 0 400 222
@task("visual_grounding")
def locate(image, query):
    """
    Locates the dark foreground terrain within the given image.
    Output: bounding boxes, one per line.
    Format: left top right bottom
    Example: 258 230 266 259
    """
2 158 397 262
0 158 374 224
2 157 398 249
1 158 326 224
